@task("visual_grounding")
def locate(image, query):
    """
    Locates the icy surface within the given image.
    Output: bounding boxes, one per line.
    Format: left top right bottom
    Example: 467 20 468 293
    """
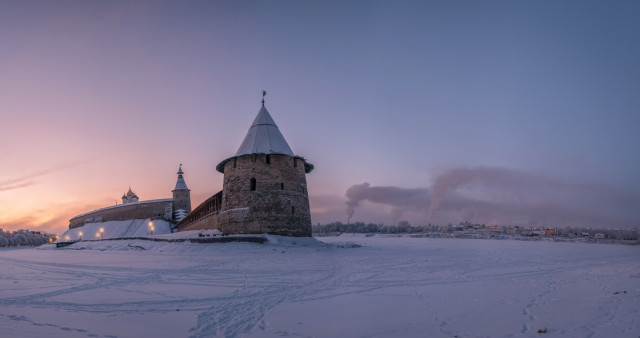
0 234 638 337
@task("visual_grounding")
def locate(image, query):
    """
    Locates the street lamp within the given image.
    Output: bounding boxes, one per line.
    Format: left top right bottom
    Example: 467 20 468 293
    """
99 227 104 240
78 231 83 241
148 221 154 235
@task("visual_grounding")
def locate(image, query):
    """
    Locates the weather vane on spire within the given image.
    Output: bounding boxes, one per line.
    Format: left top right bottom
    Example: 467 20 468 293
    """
262 90 267 105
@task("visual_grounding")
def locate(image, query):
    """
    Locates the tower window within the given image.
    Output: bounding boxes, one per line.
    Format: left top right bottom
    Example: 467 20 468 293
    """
266 155 271 164
250 178 256 191
281 183 284 190
293 158 297 167
233 158 237 168
291 206 295 215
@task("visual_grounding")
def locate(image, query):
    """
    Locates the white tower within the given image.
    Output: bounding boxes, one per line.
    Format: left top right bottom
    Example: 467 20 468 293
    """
172 164 191 221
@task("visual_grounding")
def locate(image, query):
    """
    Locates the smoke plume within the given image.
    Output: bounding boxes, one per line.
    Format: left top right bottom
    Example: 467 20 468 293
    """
345 166 640 227
345 183 430 224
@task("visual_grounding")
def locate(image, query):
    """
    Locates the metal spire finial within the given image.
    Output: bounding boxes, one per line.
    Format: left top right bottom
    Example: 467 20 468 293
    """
262 90 266 105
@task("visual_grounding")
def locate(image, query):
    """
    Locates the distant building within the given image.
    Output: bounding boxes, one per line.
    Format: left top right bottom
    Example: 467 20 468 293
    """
177 99 314 237
121 187 139 204
68 166 191 229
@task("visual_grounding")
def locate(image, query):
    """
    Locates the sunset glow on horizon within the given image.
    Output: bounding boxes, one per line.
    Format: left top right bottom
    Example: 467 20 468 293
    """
2 1 639 234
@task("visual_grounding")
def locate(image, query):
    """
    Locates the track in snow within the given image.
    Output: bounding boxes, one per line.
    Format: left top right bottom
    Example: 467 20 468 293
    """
1 235 638 337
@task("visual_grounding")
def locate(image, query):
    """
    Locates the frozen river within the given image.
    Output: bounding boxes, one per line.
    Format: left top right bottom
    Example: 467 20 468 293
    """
1 235 638 337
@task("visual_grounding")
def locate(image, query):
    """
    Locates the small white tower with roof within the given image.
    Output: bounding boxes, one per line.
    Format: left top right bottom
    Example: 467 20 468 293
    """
172 164 191 220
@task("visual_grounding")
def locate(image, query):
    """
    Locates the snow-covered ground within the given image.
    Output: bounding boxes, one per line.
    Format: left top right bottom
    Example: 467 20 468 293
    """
1 234 638 337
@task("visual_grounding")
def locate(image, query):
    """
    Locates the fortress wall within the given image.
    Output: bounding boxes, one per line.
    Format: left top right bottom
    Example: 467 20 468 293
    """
218 154 312 237
69 200 172 229
177 192 222 231
179 212 220 232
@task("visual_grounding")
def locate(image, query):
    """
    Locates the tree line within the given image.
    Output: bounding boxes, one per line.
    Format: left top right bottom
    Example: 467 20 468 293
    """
312 221 421 235
0 229 54 247
312 221 639 241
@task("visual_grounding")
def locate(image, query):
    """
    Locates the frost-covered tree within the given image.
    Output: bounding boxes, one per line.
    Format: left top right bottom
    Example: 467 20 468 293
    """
174 209 188 222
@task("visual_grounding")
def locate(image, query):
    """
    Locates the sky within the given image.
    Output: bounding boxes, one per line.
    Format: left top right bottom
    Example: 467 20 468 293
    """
1 0 639 234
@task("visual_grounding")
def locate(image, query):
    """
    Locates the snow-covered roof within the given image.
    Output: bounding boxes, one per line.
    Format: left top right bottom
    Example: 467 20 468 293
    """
174 178 188 190
234 104 294 157
215 102 314 173
174 164 189 190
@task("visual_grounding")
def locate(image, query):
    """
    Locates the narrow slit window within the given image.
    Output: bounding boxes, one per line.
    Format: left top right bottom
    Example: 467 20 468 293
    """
250 178 256 191
291 206 295 215
293 158 297 167
281 183 284 190
266 155 271 164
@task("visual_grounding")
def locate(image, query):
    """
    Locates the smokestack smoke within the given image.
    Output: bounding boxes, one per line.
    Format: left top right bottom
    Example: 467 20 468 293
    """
345 167 640 227
345 183 430 224
428 167 514 221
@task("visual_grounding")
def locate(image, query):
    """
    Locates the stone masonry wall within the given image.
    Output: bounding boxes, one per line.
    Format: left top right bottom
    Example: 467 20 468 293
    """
178 211 220 231
219 153 312 236
69 200 172 229
172 189 191 213
176 191 222 231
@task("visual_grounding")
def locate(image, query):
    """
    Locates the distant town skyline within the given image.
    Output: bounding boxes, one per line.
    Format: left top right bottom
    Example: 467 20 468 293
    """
1 1 639 234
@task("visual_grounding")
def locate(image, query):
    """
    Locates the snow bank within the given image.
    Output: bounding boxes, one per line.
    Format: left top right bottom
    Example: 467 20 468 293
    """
58 219 172 242
155 229 222 239
57 220 326 251
263 234 324 246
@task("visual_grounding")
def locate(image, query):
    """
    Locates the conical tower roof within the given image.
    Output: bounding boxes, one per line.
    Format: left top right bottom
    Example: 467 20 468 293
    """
174 164 189 191
216 99 313 173
234 103 294 157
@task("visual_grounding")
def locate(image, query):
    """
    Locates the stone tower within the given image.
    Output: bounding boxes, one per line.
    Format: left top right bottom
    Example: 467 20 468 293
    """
172 164 191 215
215 100 314 237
